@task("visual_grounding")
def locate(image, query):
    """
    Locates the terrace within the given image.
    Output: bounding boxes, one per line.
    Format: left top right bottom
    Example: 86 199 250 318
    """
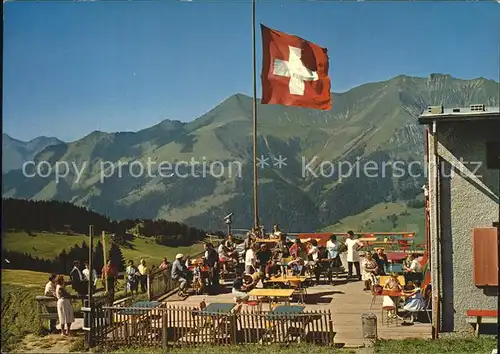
85 232 431 349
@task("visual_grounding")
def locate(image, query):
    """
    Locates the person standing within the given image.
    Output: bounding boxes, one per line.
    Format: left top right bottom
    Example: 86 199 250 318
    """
102 260 118 302
159 257 169 270
82 261 97 292
203 242 219 292
55 275 74 336
361 252 379 291
70 261 86 295
138 259 149 293
373 248 388 276
326 235 342 280
44 274 58 333
245 244 258 274
345 230 363 281
126 260 140 295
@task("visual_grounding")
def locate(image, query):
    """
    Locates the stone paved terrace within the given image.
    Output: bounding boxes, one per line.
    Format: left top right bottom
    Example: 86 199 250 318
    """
163 278 432 348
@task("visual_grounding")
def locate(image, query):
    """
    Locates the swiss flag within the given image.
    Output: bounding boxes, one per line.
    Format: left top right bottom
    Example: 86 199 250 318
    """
261 24 331 110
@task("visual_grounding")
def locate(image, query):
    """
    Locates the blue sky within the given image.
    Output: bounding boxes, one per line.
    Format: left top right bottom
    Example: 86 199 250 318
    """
3 1 499 142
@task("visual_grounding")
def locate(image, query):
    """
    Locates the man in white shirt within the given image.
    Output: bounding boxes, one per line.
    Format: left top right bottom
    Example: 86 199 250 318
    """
345 230 363 281
138 259 149 293
245 244 257 274
404 253 423 282
82 261 97 290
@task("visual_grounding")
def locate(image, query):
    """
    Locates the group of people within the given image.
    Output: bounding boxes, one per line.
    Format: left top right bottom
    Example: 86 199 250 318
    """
69 259 120 300
170 242 221 297
377 274 427 322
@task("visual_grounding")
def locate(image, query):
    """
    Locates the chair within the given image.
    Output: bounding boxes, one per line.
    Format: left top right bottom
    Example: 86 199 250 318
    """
289 280 307 304
381 305 399 326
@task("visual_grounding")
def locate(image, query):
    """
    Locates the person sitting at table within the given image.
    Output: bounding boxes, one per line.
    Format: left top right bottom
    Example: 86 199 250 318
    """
383 273 403 319
289 238 308 260
288 255 305 276
399 281 426 322
361 252 379 291
256 244 272 276
271 233 288 260
265 259 281 278
270 224 283 239
373 248 388 276
224 234 239 261
172 254 190 297
232 271 250 303
218 243 237 274
403 253 423 283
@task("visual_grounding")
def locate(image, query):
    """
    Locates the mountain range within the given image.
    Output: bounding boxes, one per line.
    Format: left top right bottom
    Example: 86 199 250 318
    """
3 74 499 232
2 134 64 174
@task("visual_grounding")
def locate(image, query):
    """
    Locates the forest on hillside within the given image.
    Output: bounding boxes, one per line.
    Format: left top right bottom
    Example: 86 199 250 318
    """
2 198 208 247
2 198 212 274
3 240 125 274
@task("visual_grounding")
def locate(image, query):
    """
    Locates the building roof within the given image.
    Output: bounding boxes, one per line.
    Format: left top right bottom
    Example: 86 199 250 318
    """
418 105 500 124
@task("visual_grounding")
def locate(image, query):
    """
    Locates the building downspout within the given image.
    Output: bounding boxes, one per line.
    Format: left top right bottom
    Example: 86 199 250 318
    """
431 120 441 338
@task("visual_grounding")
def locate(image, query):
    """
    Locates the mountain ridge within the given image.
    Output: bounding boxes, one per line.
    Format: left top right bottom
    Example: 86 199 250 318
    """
3 73 499 232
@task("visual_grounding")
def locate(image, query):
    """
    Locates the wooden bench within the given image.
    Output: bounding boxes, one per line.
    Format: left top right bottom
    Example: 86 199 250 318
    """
466 309 498 337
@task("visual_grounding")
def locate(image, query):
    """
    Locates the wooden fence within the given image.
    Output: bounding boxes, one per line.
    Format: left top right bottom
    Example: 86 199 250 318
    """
89 305 335 348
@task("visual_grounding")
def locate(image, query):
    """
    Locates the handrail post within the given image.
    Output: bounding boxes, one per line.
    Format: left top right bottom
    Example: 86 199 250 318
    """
147 273 151 300
162 308 167 348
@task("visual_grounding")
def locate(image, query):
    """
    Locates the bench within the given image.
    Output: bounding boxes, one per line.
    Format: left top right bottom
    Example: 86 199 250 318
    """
466 309 498 337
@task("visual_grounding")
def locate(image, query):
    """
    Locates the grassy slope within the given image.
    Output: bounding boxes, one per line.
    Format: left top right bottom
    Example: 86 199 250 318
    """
321 202 425 245
3 231 205 264
1 271 52 351
110 338 497 354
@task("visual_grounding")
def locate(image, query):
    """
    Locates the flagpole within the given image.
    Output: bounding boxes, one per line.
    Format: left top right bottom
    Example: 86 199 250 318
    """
251 0 259 231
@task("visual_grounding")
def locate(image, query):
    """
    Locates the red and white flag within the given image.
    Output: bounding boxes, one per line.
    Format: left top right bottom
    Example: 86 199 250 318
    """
261 24 331 110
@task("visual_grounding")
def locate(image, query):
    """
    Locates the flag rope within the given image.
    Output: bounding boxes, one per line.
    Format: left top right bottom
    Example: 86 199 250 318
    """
251 0 259 230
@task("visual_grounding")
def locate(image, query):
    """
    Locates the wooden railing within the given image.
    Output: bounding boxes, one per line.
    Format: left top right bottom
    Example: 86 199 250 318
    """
147 251 206 300
89 305 335 348
147 266 175 300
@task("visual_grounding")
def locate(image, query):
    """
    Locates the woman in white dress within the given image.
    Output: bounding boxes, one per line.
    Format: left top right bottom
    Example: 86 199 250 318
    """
55 275 74 336
361 252 378 291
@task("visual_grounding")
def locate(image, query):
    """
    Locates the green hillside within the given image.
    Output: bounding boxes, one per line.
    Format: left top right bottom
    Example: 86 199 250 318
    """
3 74 499 232
3 231 205 265
321 202 425 244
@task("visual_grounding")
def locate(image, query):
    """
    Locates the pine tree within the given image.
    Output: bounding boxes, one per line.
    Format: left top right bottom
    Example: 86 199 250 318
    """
108 242 125 271
94 241 104 272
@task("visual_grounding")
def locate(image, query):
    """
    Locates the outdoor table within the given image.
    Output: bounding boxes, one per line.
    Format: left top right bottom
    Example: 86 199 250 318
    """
265 305 306 342
370 289 406 310
201 303 236 314
267 305 305 318
117 300 162 336
255 238 278 244
195 303 236 337
265 275 307 289
248 288 295 311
